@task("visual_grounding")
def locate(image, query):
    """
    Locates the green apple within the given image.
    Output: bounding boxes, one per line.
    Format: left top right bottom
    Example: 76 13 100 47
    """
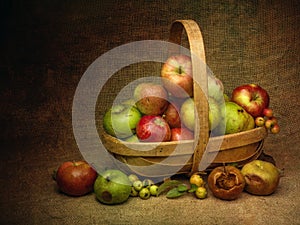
208 97 221 131
121 98 137 107
241 160 280 195
223 101 255 134
180 98 195 131
208 74 224 103
103 104 142 139
94 169 132 205
180 97 222 131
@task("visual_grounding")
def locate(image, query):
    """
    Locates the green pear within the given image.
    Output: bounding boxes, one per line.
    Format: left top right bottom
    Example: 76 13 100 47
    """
224 102 255 134
94 169 132 205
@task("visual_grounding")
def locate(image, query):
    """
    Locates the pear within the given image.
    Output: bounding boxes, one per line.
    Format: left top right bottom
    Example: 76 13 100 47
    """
224 102 255 134
94 169 132 205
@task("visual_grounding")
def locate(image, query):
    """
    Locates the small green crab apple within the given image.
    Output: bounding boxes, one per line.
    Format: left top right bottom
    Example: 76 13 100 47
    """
139 188 151 200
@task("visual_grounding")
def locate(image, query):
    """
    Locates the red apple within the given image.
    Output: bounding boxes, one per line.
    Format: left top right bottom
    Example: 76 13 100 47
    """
263 108 273 118
136 115 171 142
231 84 270 117
56 161 98 196
162 102 181 128
171 127 194 141
134 82 169 115
161 54 193 98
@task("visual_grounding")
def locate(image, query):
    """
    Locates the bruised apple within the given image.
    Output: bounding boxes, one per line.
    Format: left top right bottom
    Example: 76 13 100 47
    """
136 115 171 142
208 166 245 200
241 160 281 195
134 82 169 115
56 161 98 196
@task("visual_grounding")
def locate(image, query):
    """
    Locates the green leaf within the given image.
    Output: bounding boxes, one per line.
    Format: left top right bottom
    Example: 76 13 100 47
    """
188 184 198 193
177 184 188 192
166 187 186 198
157 180 183 196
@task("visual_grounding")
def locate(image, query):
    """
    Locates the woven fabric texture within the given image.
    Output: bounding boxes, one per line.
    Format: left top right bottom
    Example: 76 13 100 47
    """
1 0 299 224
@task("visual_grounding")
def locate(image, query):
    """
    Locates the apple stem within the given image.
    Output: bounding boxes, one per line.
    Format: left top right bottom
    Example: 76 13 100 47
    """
178 66 182 74
223 164 228 176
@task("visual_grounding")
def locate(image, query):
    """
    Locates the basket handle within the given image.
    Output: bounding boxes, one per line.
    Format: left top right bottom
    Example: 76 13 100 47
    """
169 20 209 175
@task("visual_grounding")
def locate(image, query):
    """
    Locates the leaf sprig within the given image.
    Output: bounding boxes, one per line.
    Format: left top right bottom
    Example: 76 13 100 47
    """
157 180 197 199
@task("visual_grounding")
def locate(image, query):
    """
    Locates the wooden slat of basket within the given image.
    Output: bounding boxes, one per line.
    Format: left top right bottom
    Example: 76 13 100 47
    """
169 20 209 175
101 126 267 156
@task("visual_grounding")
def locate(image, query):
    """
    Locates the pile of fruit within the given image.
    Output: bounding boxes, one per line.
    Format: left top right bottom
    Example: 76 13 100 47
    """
103 54 280 143
53 159 282 204
52 54 282 204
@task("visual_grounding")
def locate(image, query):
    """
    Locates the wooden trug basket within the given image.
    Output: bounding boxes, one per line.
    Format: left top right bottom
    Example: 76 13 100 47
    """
101 20 268 178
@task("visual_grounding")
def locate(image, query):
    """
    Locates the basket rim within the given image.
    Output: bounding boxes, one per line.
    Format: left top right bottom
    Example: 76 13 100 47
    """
101 126 268 156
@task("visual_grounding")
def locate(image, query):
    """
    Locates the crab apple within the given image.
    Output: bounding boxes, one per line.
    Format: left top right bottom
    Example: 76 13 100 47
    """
270 124 280 134
149 185 159 196
263 108 273 118
139 188 151 200
133 180 143 191
265 118 277 129
190 174 204 187
195 186 207 199
255 117 265 127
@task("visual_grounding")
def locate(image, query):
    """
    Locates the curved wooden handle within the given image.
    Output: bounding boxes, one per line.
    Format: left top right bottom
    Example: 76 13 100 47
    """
169 20 209 175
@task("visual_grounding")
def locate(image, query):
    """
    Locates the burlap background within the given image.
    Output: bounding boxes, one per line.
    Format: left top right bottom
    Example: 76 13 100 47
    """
1 1 299 224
